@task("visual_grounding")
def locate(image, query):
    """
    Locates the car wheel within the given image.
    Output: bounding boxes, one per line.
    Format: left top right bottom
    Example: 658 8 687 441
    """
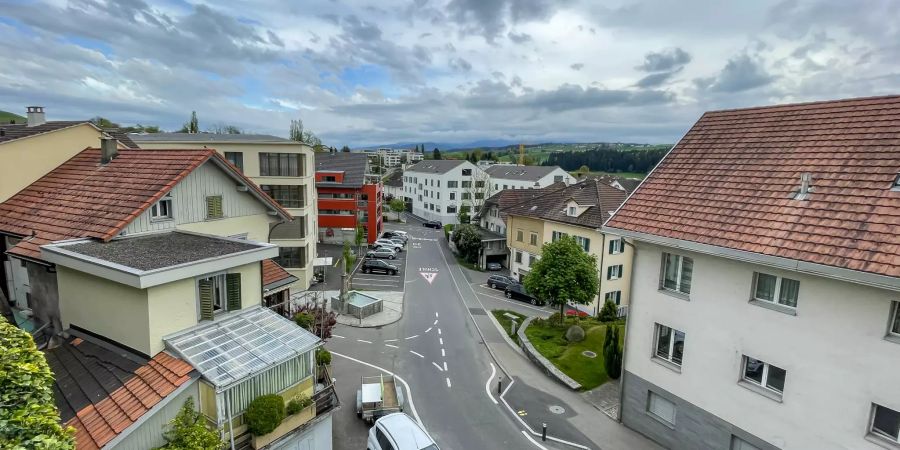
390 255 395 259
506 292 512 299
489 283 496 289
530 299 537 305
391 270 397 275
363 268 369 274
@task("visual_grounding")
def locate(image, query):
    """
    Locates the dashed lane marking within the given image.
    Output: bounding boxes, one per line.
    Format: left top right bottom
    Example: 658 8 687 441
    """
433 319 438 326
443 361 448 371
409 350 424 358
518 410 528 416
439 337 443 345
435 312 439 318
437 328 442 335
446 377 452 388
405 334 419 340
441 349 445 357
357 339 372 344
432 362 444 372
425 327 433 333
332 334 345 339
385 344 399 349
384 338 398 342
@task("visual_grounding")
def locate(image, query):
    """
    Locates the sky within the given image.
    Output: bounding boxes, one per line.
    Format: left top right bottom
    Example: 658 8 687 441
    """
0 0 898 147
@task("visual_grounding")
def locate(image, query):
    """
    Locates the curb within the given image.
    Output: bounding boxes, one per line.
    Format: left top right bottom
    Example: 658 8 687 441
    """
516 317 582 391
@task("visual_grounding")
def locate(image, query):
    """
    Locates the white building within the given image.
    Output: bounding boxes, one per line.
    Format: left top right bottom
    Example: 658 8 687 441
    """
403 160 486 224
485 165 575 191
604 95 900 450
368 148 424 167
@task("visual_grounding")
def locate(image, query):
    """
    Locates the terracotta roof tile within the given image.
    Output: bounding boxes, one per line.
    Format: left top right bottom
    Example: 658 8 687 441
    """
504 179 627 228
606 95 900 279
263 258 298 291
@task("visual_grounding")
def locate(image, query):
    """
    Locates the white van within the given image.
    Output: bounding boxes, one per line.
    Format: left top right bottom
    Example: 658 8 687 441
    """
367 413 439 450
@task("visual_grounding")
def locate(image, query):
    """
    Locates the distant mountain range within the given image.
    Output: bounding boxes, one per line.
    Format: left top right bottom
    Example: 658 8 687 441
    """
357 140 664 153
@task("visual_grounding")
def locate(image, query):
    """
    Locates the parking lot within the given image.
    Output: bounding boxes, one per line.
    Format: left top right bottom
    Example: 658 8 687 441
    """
349 243 408 291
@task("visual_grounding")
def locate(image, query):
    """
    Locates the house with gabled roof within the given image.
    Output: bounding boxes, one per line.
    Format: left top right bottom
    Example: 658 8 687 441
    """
604 95 900 450
484 164 575 191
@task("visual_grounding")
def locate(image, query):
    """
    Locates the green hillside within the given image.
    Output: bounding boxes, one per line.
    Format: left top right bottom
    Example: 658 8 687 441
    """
0 110 26 124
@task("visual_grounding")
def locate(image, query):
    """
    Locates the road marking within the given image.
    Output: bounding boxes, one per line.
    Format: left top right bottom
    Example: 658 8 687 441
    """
435 312 439 318
441 348 445 357
357 339 372 344
385 344 399 349
409 350 424 358
432 362 444 372
521 430 548 450
332 334 345 339
484 362 498 404
405 334 419 340
424 327 432 333
437 328 442 335
420 272 437 284
443 361 448 371
332 351 421 426
433 319 438 326
446 377 452 388
384 339 398 342
518 410 528 416
439 337 443 345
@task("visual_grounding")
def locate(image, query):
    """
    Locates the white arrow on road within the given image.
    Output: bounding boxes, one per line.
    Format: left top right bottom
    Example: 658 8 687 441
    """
420 272 437 284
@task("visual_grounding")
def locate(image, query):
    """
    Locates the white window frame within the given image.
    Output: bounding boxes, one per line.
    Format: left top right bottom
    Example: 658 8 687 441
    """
661 253 692 295
741 355 786 395
870 403 900 444
752 272 799 309
888 301 900 338
150 194 173 220
609 238 623 254
608 264 623 280
646 391 676 426
198 273 228 313
567 206 576 217
530 232 538 246
604 290 621 305
653 323 684 367
575 236 590 252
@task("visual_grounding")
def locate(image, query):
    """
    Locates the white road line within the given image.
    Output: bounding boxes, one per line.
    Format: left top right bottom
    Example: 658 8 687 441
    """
385 344 399 349
431 362 444 372
435 312 439 318
437 328 442 335
443 361 448 371
357 339 372 344
439 337 443 345
405 334 419 340
384 339 398 342
424 327 433 333
446 377 452 388
441 348 445 357
332 334 345 339
332 351 421 426
484 362 498 404
409 350 424 358
521 430 548 450
432 319 438 326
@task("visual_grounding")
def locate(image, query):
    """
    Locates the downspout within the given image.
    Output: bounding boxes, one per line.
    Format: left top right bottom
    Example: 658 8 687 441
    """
226 390 236 450
595 229 606 318
617 238 637 423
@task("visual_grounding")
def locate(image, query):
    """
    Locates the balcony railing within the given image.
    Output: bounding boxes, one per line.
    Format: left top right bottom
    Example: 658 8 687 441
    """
357 200 368 208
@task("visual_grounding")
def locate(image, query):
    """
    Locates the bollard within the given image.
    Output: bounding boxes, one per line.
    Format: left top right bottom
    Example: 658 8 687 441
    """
510 319 517 336
542 423 547 442
498 375 503 395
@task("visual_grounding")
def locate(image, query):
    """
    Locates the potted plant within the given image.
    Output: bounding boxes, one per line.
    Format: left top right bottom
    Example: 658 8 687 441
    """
316 347 332 382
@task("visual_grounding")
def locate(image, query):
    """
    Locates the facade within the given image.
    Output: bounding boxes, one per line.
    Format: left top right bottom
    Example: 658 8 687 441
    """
505 179 633 314
131 132 317 290
404 160 486 224
314 152 383 244
485 164 575 191
383 171 404 201
366 147 424 167
604 95 900 450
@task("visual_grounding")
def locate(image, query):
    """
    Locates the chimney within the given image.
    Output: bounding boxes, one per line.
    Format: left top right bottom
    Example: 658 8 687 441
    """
795 172 812 200
100 136 118 164
26 106 46 127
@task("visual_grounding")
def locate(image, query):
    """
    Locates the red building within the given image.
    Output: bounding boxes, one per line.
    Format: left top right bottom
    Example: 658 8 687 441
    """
314 152 383 244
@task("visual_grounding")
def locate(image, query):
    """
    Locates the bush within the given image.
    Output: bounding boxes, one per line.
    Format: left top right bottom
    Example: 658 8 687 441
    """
316 347 332 366
547 312 563 326
603 326 622 380
245 394 285 436
0 317 75 449
598 300 619 322
160 397 224 449
443 224 453 240
565 325 585 343
294 312 314 330
285 395 313 416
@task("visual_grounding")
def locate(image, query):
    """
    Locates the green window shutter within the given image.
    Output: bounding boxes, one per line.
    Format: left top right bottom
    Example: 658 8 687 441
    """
226 273 242 311
206 196 223 219
199 279 214 321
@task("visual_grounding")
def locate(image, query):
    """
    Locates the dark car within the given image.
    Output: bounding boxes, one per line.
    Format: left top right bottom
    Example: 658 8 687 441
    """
505 283 545 306
362 259 399 275
423 220 442 229
487 275 514 290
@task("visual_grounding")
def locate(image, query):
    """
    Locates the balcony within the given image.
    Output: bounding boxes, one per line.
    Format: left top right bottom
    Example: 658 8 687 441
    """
250 380 339 449
357 200 368 208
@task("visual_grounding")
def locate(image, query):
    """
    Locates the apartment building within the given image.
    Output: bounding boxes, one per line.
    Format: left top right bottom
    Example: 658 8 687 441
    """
478 186 563 236
604 95 900 450
485 164 575 191
131 132 317 289
504 179 632 314
314 152 383 244
366 147 424 167
404 159 486 224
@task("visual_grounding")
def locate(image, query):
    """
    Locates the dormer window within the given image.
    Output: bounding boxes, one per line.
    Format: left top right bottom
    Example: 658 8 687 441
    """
150 194 173 220
567 206 577 217
893 174 900 191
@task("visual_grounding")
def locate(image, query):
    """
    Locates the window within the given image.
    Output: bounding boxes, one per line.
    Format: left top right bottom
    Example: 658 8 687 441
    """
450 192 456 200
503 184 508 190
516 230 523 242
322 175 337 182
150 194 173 220
607 264 623 280
475 192 484 199
462 180 472 188
530 233 538 245
462 192 471 200
448 181 458 188
730 436 761 450
551 231 568 242
319 209 354 215
871 404 900 444
274 247 306 268
462 169 472 176
742 356 786 395
526 253 534 267
437 180 440 187
224 152 243 172
418 195 423 201
475 180 485 188
575 236 590 252
197 273 241 321
554 175 563 183
608 238 623 254
752 273 799 308
375 427 395 450
259 153 302 177
206 195 224 219
447 205 457 213
605 290 622 305
261 185 304 208
515 251 523 263
495 184 499 190
567 206 577 216
661 253 693 295
647 392 676 426
318 192 354 199
654 323 685 366
891 302 900 337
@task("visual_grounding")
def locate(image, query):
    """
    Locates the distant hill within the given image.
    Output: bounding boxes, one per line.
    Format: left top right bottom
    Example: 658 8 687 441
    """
0 110 26 124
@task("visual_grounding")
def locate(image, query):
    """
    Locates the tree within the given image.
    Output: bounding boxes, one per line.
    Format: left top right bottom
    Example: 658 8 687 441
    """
178 111 199 133
451 224 481 263
340 145 351 152
598 299 619 322
463 169 494 218
432 148 442 160
342 242 356 274
207 123 243 134
457 204 470 224
160 397 224 449
355 225 366 252
523 236 599 324
578 165 590 176
90 116 119 128
290 119 324 151
603 326 622 380
0 317 75 448
389 198 405 221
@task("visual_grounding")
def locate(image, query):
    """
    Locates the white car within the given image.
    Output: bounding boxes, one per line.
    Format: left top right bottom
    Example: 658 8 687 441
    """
374 239 403 252
367 413 439 450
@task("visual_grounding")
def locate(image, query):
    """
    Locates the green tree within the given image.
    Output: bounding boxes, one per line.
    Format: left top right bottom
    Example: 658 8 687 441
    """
159 397 224 449
342 242 356 274
340 145 351 152
0 317 75 449
523 236 599 324
578 165 590 176
355 225 366 252
179 111 199 133
451 224 481 263
603 326 622 380
433 148 442 160
389 198 405 220
89 116 119 128
598 300 619 322
457 204 471 224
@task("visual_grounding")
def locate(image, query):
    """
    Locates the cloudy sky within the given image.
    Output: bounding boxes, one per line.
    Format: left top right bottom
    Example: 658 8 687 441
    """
1 0 898 147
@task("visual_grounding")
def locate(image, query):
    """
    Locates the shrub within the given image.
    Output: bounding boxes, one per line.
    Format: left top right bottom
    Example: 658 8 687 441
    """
598 300 619 322
245 394 285 436
603 326 622 380
0 317 75 449
285 395 313 416
160 397 224 449
293 312 314 330
316 347 332 366
565 325 585 342
443 224 453 239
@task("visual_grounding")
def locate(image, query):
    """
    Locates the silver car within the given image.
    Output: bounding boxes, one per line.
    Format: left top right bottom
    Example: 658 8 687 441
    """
366 248 397 259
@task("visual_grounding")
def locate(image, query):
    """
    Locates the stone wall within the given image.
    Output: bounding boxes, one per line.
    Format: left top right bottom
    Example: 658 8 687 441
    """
516 317 582 390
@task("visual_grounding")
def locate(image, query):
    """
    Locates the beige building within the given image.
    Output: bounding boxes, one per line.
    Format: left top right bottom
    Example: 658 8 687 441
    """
131 132 317 290
504 179 633 315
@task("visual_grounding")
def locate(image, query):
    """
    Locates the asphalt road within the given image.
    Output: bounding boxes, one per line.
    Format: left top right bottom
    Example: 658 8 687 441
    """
351 245 407 291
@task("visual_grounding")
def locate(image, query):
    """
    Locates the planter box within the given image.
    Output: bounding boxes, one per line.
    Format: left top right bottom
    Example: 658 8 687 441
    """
251 404 316 449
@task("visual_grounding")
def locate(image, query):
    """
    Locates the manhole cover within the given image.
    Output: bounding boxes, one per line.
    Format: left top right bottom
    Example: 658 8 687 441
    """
549 405 565 414
582 350 597 358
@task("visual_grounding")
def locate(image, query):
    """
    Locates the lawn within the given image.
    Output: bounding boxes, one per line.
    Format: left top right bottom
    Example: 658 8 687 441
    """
524 317 624 390
491 309 526 341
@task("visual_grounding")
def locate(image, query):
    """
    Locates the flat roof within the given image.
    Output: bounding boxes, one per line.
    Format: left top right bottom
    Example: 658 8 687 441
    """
130 132 291 143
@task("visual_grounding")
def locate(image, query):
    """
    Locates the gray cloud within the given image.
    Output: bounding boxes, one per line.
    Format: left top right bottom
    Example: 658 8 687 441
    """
570 63 584 71
635 69 680 88
449 57 473 72
637 48 692 72
447 0 559 41
698 54 775 92
508 31 533 44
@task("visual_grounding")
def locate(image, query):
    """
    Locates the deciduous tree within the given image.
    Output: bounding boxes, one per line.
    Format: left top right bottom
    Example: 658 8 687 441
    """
432 148 442 160
389 198 405 220
524 236 599 324
160 398 224 449
451 224 481 263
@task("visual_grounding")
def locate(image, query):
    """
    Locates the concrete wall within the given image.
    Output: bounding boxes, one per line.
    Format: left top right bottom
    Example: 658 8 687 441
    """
113 380 200 450
623 242 900 450
270 414 333 450
0 123 101 202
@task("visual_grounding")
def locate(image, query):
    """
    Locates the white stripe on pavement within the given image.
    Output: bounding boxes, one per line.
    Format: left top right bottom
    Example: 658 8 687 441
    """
385 344 399 349
405 334 419 340
521 431 548 450
484 362 498 404
409 350 424 358
432 362 444 372
332 351 422 426
357 339 372 344
446 377 452 388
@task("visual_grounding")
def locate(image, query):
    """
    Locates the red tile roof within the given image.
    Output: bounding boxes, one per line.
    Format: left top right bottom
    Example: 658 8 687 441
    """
263 258 297 290
505 179 628 228
0 148 290 262
606 95 900 278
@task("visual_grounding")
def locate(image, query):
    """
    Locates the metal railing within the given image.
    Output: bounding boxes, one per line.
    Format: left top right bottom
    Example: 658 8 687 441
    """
617 305 629 318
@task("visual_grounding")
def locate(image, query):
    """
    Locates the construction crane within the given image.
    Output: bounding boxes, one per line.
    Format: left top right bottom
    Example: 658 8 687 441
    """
518 143 525 166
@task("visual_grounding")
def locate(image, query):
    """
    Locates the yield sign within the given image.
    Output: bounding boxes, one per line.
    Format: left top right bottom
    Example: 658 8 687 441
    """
420 272 437 284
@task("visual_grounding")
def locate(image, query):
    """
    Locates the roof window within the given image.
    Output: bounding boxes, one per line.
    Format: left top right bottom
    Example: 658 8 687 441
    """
893 174 900 191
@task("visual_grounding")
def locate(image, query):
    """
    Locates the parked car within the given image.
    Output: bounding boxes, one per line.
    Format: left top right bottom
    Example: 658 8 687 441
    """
367 413 439 450
422 220 442 229
505 283 544 306
387 238 405 247
382 231 407 242
487 275 515 290
366 248 397 259
373 239 403 252
486 262 502 271
362 259 399 275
